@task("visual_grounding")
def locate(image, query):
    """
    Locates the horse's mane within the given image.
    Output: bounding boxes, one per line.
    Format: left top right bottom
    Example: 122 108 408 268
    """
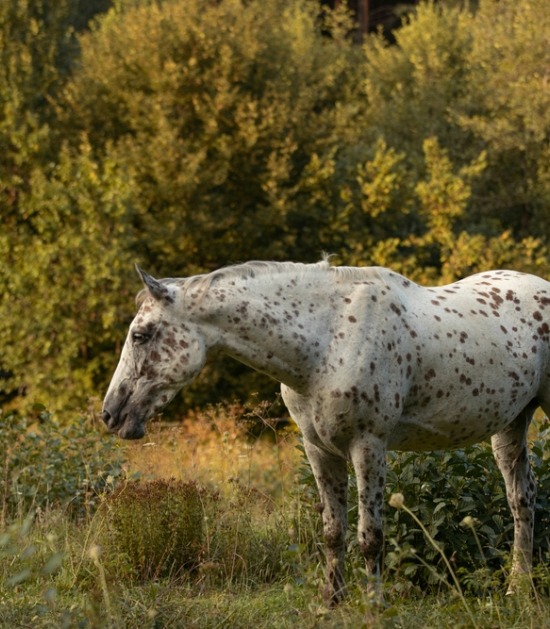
182 259 329 293
181 258 386 294
137 259 385 306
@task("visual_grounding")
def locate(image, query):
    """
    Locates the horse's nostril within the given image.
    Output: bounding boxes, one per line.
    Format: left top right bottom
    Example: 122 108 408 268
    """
101 410 112 425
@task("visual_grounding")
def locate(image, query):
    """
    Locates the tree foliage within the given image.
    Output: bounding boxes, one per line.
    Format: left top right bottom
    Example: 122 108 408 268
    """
60 0 365 272
1 0 549 413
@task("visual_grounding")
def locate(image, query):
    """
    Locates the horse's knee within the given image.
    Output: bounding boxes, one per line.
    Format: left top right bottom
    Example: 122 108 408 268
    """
324 521 346 550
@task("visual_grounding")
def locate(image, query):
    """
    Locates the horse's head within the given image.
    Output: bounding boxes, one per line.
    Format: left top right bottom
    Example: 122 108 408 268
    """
101 267 206 439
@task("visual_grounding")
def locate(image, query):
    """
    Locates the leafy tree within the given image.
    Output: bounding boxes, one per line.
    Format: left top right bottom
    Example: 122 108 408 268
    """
60 0 366 274
1 141 136 410
2 0 549 413
333 0 550 282
0 0 72 230
0 0 112 227
456 0 550 240
0 0 124 410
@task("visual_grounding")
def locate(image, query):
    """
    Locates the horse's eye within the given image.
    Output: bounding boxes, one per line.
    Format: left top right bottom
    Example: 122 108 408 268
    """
131 331 149 345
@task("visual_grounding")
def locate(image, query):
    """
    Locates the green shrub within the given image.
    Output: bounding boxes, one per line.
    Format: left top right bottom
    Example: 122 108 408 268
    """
99 478 206 581
382 425 550 589
381 446 511 589
0 408 125 521
296 422 550 591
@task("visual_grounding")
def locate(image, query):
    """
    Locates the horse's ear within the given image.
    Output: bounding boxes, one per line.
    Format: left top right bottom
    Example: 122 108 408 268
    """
135 264 173 303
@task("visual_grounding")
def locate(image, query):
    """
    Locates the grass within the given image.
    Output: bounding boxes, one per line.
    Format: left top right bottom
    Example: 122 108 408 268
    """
1 402 550 628
122 403 301 496
3 564 550 628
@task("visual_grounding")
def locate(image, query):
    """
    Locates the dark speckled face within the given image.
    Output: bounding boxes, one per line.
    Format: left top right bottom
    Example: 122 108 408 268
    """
101 269 206 439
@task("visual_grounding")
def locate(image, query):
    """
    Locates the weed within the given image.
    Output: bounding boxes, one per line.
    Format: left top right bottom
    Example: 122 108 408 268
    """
98 478 206 582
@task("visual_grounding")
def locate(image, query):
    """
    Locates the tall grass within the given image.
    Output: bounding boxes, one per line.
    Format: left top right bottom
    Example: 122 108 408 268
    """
1 402 549 627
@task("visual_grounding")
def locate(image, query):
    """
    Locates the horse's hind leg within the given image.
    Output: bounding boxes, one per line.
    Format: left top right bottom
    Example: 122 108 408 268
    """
491 404 537 592
302 439 349 606
349 435 387 601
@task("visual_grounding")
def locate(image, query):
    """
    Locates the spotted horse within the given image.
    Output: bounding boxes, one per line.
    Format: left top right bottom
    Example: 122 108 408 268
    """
102 260 550 603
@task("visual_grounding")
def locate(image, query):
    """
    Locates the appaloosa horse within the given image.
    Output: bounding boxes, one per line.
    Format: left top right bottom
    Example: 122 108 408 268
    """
102 260 550 602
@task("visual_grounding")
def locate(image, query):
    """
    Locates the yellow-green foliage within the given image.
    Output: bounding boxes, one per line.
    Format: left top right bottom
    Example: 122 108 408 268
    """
1 0 549 412
61 0 363 271
0 408 125 521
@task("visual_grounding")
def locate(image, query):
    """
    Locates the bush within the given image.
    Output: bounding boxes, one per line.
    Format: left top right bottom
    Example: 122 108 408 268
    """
0 408 125 521
382 446 512 589
382 424 550 589
296 421 550 591
98 477 291 586
99 479 206 582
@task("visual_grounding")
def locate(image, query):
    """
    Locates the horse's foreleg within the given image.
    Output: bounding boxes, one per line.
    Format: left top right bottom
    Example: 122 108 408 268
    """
349 437 387 601
302 440 349 606
491 407 537 592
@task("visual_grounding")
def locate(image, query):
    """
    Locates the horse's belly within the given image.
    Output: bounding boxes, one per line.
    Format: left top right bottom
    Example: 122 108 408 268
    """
388 327 545 451
388 420 486 451
388 406 521 452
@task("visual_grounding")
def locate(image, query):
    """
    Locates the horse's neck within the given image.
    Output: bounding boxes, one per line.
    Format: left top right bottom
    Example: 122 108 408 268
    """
194 275 324 390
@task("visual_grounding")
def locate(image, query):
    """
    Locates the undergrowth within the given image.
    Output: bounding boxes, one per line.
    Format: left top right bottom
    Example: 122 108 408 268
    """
99 479 205 581
1 403 550 627
387 421 550 593
295 418 550 595
0 407 125 522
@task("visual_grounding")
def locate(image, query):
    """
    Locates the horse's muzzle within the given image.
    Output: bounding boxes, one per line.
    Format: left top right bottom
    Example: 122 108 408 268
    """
101 407 145 440
101 388 131 433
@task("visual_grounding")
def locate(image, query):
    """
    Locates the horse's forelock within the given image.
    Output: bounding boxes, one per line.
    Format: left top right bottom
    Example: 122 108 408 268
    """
135 288 148 308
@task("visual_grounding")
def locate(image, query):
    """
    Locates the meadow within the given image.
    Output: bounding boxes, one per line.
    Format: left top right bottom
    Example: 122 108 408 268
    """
1 402 550 628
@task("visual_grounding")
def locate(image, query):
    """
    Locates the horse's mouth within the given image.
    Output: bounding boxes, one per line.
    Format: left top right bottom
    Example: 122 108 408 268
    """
117 420 146 440
102 405 146 440
109 411 146 440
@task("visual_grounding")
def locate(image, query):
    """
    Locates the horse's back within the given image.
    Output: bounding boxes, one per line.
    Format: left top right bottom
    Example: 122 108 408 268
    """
403 269 550 340
382 270 550 450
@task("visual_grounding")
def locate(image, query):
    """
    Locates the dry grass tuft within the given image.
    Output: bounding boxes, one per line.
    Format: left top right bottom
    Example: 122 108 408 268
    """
122 402 301 500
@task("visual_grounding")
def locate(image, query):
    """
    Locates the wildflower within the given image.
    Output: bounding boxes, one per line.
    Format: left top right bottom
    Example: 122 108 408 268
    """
88 544 102 561
389 492 405 509
460 515 475 528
